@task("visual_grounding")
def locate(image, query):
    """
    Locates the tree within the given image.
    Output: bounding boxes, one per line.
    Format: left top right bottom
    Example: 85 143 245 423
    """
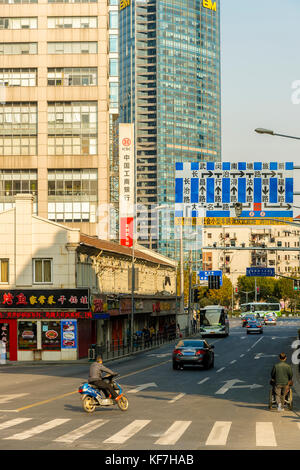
207 275 233 308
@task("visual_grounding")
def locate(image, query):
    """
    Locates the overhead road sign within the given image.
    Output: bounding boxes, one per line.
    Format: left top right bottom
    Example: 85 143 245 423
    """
246 267 275 277
174 217 293 226
175 161 294 220
198 270 223 287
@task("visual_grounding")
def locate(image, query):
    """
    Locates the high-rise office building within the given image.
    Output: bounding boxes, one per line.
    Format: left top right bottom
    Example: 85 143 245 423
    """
119 0 221 259
0 0 109 237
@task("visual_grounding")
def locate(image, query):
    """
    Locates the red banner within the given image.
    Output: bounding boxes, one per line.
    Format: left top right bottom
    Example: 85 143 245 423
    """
120 217 134 248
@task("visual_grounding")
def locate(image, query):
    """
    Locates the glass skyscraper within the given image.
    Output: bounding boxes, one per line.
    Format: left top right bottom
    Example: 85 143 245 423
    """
119 0 221 260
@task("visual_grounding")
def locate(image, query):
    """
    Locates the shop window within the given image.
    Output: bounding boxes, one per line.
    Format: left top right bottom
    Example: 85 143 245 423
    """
41 321 61 350
18 321 37 350
0 259 8 283
33 258 52 283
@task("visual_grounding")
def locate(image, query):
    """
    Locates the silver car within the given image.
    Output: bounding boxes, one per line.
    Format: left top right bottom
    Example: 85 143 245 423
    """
246 320 263 334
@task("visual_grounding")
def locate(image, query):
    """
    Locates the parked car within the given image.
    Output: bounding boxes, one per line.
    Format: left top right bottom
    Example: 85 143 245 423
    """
246 319 263 334
172 339 214 370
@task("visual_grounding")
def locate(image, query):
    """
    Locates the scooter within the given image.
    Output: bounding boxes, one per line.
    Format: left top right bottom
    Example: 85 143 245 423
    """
78 374 129 413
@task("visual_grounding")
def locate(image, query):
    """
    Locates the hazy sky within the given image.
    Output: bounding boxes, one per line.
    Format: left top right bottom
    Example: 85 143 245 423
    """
221 0 300 213
221 0 300 161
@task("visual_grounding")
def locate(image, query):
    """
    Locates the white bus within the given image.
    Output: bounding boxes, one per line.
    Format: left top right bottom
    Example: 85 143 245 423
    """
240 302 281 318
199 305 229 337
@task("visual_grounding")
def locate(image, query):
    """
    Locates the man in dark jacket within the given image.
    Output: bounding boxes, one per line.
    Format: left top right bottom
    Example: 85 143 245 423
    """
271 352 293 411
88 355 119 399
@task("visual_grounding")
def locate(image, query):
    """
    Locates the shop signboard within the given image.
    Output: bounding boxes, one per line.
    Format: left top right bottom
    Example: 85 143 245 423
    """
119 123 135 248
0 311 94 319
0 289 90 310
61 320 77 349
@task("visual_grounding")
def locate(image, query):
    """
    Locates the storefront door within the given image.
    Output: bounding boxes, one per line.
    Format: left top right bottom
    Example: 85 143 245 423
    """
111 319 123 349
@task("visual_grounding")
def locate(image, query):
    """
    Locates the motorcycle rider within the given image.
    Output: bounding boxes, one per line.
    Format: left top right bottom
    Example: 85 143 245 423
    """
88 355 119 400
270 352 293 411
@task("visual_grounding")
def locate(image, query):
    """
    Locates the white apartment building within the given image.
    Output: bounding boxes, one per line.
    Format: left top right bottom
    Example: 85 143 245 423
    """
202 224 300 286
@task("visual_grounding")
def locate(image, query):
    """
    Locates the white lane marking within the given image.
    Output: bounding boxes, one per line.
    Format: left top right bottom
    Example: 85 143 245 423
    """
216 367 225 373
4 419 70 440
103 420 151 444
155 421 192 445
230 360 237 365
168 393 186 404
128 383 157 394
198 377 210 385
0 418 32 431
0 394 29 404
205 421 232 446
250 336 264 349
54 419 108 444
240 354 245 358
256 422 277 447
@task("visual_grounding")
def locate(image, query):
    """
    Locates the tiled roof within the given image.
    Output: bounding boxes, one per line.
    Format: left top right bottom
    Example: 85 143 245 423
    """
79 234 176 268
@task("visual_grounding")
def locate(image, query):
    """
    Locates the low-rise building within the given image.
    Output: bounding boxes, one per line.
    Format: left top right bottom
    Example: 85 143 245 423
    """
0 194 177 362
202 224 300 286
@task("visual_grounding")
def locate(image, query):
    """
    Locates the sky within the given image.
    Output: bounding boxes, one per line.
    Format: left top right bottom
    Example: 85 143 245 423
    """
221 0 300 213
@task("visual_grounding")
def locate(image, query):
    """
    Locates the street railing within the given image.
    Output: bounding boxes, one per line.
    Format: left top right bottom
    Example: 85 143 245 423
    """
88 327 200 362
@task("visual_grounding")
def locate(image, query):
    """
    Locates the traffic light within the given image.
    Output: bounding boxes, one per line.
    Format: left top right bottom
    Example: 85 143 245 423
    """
193 289 200 303
235 287 238 294
208 275 221 290
294 280 300 291
256 287 260 294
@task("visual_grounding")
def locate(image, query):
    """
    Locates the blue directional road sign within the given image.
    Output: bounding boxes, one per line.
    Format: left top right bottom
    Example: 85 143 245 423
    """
246 267 275 277
175 161 294 219
199 270 223 286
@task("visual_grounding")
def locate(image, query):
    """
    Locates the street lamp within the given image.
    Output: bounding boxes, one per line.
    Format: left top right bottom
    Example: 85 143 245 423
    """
254 128 300 141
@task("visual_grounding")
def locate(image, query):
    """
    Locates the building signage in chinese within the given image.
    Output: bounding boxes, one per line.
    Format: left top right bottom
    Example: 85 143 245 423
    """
0 311 93 319
0 289 90 310
119 123 135 247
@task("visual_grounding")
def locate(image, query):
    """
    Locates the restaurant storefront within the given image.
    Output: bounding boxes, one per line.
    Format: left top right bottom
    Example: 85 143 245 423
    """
0 289 96 361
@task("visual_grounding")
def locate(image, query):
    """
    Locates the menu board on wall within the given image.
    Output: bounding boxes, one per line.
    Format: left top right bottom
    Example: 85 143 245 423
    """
61 320 77 349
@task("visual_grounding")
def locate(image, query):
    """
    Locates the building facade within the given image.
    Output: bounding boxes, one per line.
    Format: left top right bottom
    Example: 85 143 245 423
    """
0 0 109 237
0 194 177 361
0 194 95 362
118 0 221 258
202 224 300 286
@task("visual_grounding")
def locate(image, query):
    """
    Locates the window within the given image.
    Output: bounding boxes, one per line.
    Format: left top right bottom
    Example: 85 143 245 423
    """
18 321 37 350
41 321 61 350
0 43 37 55
109 82 118 108
48 17 97 29
48 0 96 3
48 169 97 222
47 42 97 54
0 68 37 86
109 11 118 29
0 18 37 29
0 0 37 3
33 259 52 284
0 103 37 155
109 58 118 77
0 170 38 213
48 101 97 155
47 68 97 86
0 259 8 283
109 34 118 53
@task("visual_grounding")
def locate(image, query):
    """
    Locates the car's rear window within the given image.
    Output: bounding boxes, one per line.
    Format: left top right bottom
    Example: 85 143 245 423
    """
176 341 204 348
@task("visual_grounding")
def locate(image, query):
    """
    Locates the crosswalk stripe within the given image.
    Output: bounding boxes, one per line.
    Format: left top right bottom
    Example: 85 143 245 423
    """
4 419 70 441
0 418 32 431
205 421 232 446
54 419 109 444
103 420 151 444
155 421 192 446
256 422 277 447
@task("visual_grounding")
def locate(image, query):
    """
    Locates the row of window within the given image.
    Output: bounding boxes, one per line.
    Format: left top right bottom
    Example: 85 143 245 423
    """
0 17 98 29
0 42 98 55
0 258 52 284
0 68 98 87
0 0 97 3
